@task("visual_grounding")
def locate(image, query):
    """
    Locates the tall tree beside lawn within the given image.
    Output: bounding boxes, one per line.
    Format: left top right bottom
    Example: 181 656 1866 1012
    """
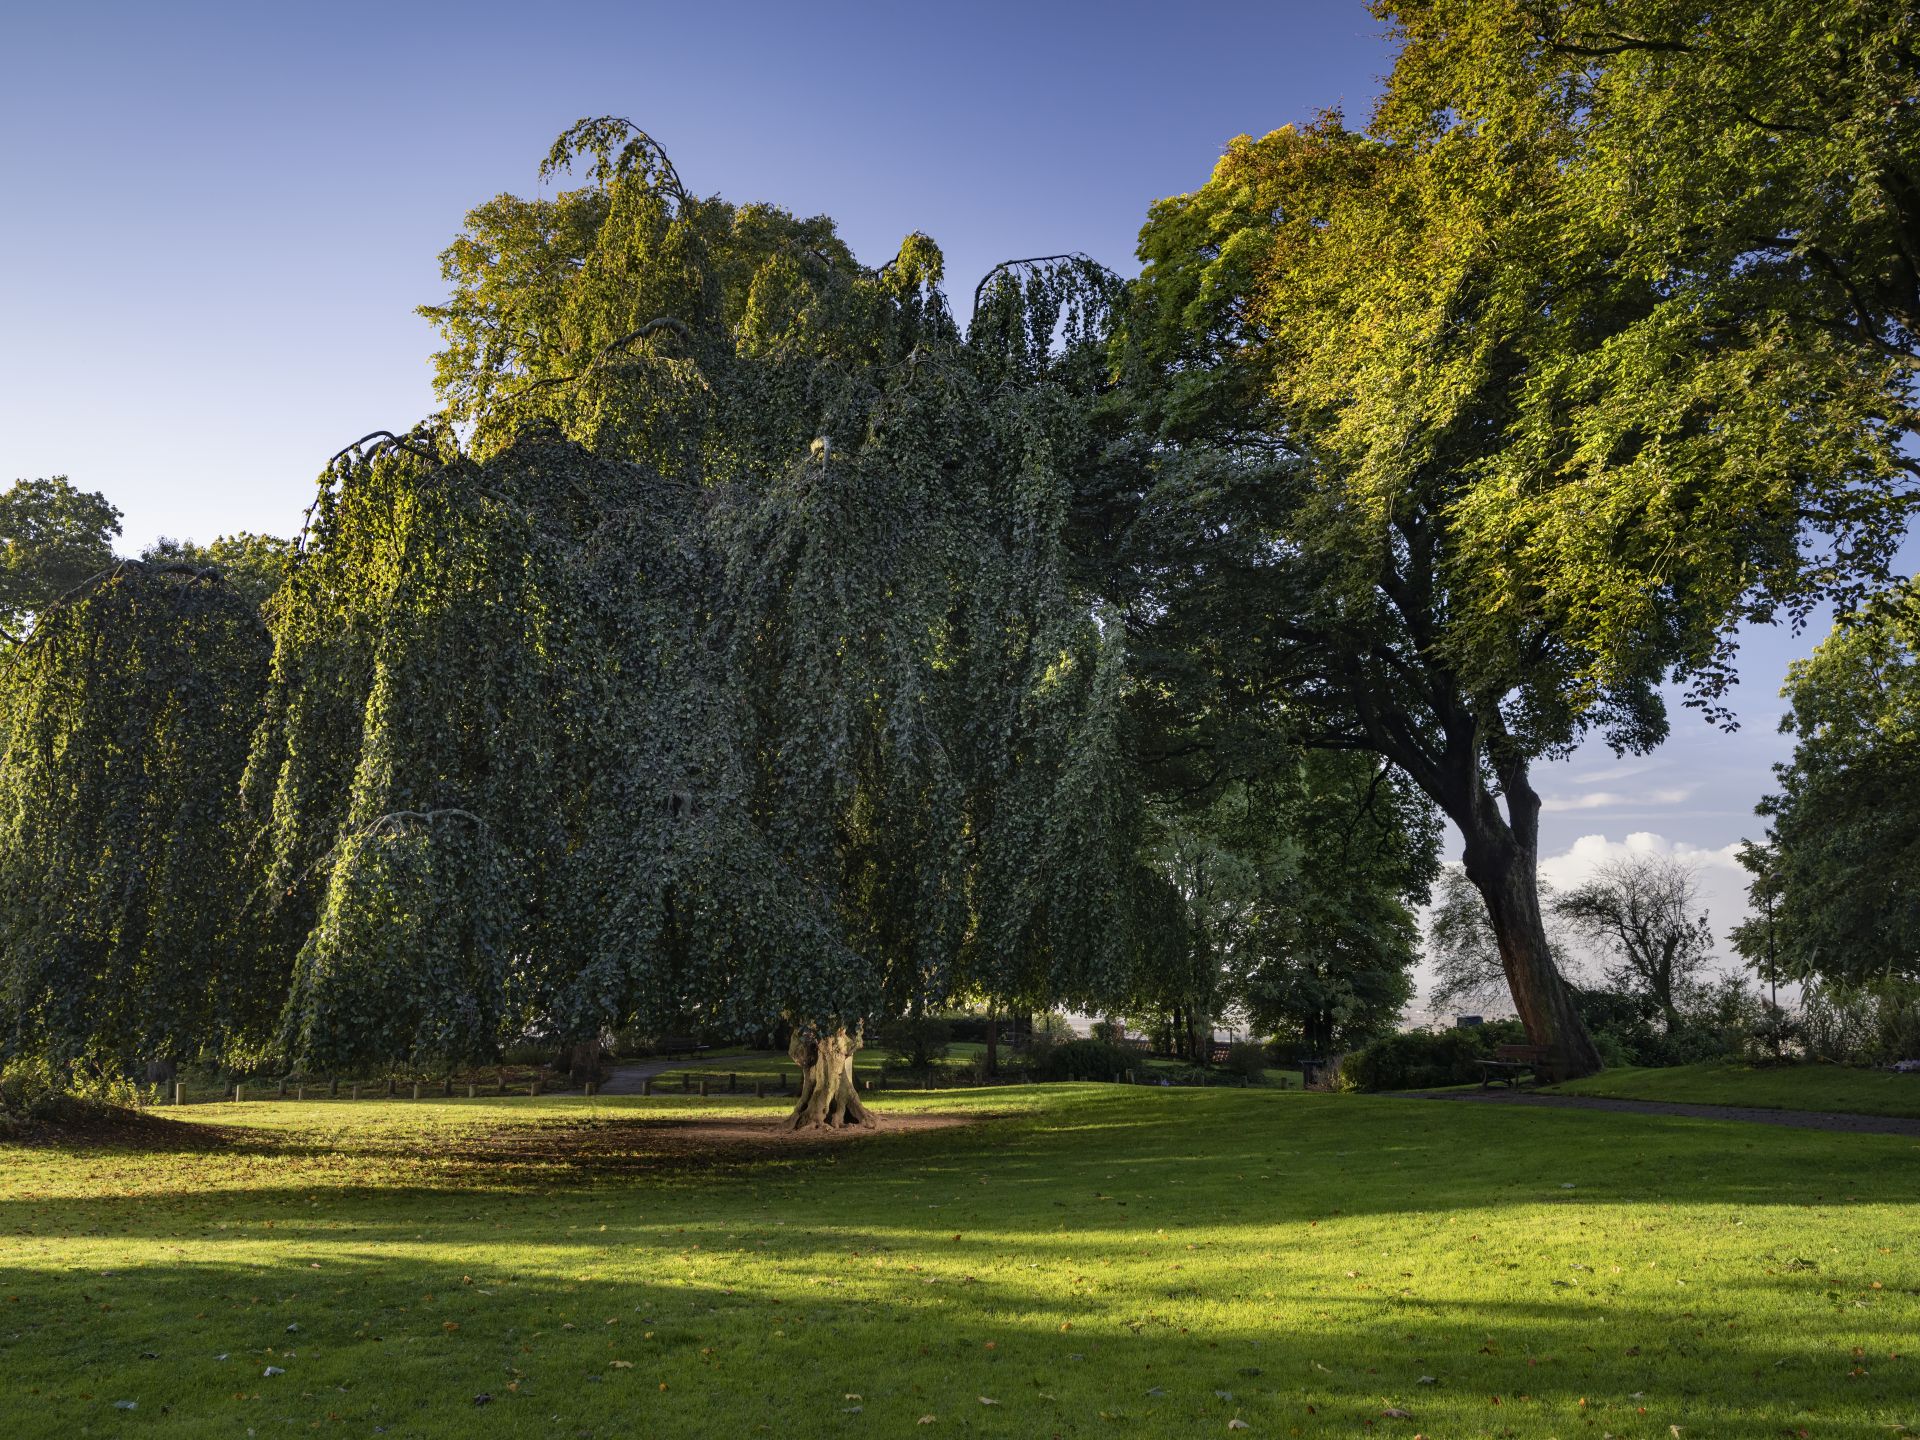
1116 3 1917 1077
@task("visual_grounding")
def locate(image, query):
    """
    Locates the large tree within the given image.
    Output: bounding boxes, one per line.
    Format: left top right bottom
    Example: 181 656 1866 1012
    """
1110 1 1916 1077
247 122 1157 1125
0 562 271 1080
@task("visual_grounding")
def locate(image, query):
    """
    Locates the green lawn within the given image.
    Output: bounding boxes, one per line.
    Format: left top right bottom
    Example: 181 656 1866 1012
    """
2 1085 1915 1438
1550 1062 1920 1118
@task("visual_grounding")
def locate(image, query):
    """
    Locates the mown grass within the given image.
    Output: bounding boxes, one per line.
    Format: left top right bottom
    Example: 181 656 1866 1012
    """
2 1085 1915 1439
1550 1062 1920 1118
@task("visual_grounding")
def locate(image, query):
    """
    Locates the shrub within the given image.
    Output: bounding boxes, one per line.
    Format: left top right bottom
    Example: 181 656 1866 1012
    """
1221 1041 1269 1082
1340 1021 1526 1091
876 1014 952 1073
1033 1039 1138 1081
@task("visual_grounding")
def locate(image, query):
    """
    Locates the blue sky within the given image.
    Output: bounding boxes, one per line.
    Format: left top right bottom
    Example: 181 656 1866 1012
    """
3 1 1906 990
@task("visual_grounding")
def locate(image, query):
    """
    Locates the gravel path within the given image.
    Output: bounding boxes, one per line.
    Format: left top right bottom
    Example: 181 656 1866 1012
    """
1413 1087 1920 1138
597 1055 764 1096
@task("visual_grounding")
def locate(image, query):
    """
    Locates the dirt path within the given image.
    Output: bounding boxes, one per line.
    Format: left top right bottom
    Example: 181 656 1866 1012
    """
1413 1087 1920 1138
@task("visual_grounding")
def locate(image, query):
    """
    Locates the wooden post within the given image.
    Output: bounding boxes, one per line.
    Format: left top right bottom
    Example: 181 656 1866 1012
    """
496 1067 506 1096
278 1077 287 1098
641 1077 651 1097
328 1076 338 1098
754 1077 764 1099
728 1072 736 1093
412 1082 421 1100
385 1078 395 1098
351 1084 360 1101
585 1081 596 1098
235 1084 244 1103
174 1081 185 1106
681 1072 691 1093
468 1082 476 1099
780 1071 789 1095
297 1085 305 1101
698 1078 709 1098
530 1079 540 1097
442 1076 453 1097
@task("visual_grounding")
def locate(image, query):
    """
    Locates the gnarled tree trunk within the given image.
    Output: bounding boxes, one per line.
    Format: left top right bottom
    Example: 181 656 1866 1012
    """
786 1023 875 1130
1456 755 1602 1081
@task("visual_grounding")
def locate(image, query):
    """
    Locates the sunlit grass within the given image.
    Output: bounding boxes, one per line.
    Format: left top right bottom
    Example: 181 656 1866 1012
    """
2 1085 1915 1437
1550 1062 1920 1118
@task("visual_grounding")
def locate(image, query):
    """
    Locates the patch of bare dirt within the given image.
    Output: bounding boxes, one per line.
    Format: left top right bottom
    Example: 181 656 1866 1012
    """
2 1097 249 1152
442 1111 975 1180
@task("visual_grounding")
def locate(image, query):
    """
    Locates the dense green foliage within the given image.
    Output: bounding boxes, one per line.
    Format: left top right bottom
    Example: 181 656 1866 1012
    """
1340 1020 1528 1091
240 122 1163 1073
0 477 122 640
1028 1037 1140 1082
141 532 293 612
1108 0 1917 1073
1130 759 1437 1058
0 563 271 1073
1739 584 1920 985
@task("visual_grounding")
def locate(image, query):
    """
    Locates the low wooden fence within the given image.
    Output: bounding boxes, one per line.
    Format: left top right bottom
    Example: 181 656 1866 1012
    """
156 1065 1289 1105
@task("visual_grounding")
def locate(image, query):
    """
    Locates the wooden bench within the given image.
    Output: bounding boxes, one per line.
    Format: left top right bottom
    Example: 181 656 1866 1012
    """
1478 1043 1551 1088
655 1035 706 1059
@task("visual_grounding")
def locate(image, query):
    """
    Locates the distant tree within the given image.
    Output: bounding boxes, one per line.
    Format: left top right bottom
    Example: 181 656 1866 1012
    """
142 533 293 612
1738 584 1920 985
1230 758 1438 1057
0 477 122 640
0 563 271 1081
1553 856 1716 1033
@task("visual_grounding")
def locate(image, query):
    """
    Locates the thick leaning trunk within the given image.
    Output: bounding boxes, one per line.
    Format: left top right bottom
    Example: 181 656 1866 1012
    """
786 1023 876 1130
1461 824 1602 1080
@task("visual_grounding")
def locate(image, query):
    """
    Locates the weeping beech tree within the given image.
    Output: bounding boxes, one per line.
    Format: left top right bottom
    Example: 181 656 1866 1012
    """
0 562 271 1080
248 121 1159 1124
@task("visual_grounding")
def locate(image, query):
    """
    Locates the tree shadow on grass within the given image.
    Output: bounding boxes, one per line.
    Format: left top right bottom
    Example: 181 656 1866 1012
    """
1 1238 1913 1439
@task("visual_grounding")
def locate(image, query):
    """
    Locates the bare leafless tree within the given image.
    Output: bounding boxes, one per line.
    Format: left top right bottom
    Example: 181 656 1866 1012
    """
1554 856 1715 1032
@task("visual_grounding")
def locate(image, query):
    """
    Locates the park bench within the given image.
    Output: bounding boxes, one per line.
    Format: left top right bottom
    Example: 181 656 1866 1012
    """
1478 1043 1551 1088
655 1035 706 1059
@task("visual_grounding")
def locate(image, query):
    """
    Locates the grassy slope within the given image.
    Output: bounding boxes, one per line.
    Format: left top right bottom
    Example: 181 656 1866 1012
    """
1550 1062 1920 1118
1 1086 1915 1439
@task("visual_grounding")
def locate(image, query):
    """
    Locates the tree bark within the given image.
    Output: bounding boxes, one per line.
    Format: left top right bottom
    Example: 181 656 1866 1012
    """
1455 758 1602 1080
786 1023 876 1130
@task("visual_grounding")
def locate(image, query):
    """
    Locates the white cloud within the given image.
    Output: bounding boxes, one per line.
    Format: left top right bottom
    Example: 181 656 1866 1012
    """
1537 830 1744 892
1563 758 1661 785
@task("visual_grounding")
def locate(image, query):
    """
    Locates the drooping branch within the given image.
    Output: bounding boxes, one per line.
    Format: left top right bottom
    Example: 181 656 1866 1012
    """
970 251 1119 324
